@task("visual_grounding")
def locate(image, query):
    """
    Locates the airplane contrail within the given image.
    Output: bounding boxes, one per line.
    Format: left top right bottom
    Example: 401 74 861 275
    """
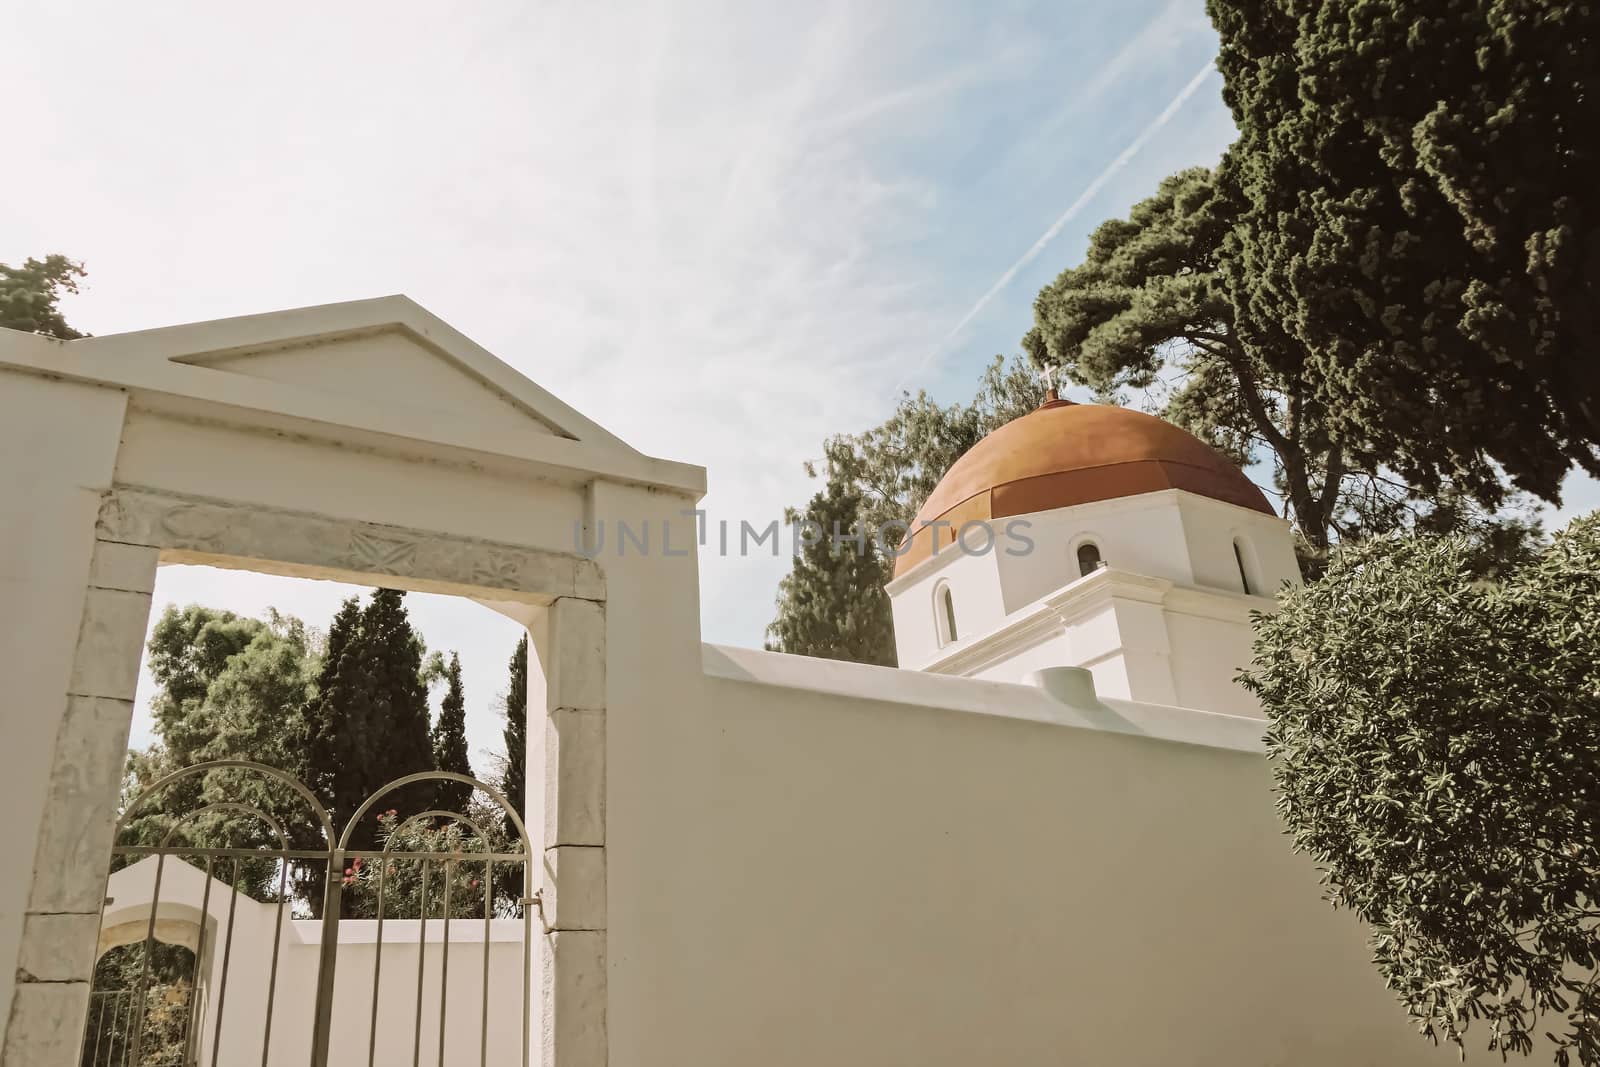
888 60 1218 398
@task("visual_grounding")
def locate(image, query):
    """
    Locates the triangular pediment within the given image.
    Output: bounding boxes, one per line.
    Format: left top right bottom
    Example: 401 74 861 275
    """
1 295 706 496
176 325 568 441
71 295 635 454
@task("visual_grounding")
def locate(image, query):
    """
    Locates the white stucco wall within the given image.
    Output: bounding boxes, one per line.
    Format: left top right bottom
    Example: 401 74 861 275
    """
101 858 529 1067
1164 597 1263 713
599 645 1455 1066
993 490 1200 607
1172 491 1301 597
886 536 1004 668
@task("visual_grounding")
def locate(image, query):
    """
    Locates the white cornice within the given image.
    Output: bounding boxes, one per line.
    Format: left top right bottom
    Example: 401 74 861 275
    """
882 536 969 595
917 567 1274 676
921 568 1150 675
1165 584 1277 624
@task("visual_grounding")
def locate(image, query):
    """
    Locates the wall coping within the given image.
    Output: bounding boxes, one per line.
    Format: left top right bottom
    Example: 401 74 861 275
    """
701 643 1266 754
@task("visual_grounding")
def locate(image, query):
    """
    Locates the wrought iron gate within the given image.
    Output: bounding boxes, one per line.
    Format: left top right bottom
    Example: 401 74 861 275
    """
83 761 537 1067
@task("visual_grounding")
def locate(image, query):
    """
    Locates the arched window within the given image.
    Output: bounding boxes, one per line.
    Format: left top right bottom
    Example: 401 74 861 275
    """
936 583 958 645
1076 541 1104 577
1233 537 1254 595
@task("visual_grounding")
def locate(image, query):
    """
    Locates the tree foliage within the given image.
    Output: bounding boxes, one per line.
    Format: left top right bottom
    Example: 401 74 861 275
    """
120 606 320 896
342 800 523 919
499 635 529 836
430 652 474 812
81 941 195 1067
303 590 435 836
1027 166 1540 567
301 589 436 913
1245 517 1600 1064
1209 0 1600 507
823 355 1041 542
766 469 898 666
0 254 86 339
128 591 508 915
765 356 1040 664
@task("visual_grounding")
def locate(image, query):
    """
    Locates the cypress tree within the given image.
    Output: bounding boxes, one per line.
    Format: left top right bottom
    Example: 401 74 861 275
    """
356 588 435 820
499 635 529 837
301 597 364 910
431 652 473 812
302 589 435 912
304 597 366 833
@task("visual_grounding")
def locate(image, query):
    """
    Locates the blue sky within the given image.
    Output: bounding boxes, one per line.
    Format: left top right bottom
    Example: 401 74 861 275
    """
7 1 1592 764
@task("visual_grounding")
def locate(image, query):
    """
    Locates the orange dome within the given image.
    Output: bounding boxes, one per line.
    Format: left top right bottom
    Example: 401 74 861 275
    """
892 398 1274 577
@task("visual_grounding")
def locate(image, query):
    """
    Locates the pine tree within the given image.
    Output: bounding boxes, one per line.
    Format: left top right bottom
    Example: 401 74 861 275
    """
431 652 473 812
499 635 529 837
1208 0 1600 507
1027 166 1540 569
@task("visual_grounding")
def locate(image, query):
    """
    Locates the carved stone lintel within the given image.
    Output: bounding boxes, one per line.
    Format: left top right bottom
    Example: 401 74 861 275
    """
95 487 604 600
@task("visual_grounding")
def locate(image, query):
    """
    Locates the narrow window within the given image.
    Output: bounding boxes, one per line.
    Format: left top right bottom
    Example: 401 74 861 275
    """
938 584 958 645
1076 541 1103 577
1234 538 1253 595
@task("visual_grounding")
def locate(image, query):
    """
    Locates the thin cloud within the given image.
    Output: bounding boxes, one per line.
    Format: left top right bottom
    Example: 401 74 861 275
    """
810 43 1034 135
889 60 1219 397
1001 0 1206 178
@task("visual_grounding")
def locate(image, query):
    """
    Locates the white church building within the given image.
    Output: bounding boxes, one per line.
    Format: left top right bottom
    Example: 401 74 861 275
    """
0 298 1455 1066
886 390 1300 712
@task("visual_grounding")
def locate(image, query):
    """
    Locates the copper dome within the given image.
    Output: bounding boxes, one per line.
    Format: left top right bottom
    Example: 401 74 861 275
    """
892 399 1274 578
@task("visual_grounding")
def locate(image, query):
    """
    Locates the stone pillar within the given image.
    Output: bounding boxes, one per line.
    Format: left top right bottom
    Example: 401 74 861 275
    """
538 595 606 1066
3 539 158 1065
0 372 136 1065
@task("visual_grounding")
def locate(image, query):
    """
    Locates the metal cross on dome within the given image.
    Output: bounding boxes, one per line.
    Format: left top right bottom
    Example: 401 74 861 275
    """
1039 365 1069 397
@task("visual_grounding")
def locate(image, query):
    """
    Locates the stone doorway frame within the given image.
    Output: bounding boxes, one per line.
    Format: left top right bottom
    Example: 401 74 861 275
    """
6 485 610 1067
